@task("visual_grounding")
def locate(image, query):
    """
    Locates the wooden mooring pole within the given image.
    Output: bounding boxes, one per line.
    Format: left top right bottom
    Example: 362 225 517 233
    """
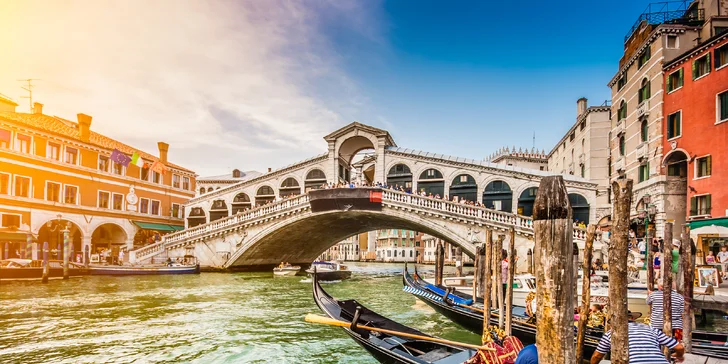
455 247 463 277
504 227 516 336
663 223 674 341
497 234 505 329
609 179 632 364
647 227 655 291
680 225 694 352
484 229 493 311
533 176 575 363
473 245 481 299
576 224 596 364
435 241 444 286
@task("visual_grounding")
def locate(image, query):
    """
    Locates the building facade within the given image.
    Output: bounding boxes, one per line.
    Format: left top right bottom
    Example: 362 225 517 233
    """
375 228 417 262
0 98 196 262
486 147 548 171
320 234 360 261
607 1 726 238
663 32 728 238
548 98 612 225
196 169 262 196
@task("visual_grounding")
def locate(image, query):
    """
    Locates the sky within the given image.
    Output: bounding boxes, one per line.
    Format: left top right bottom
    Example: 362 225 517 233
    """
0 0 656 177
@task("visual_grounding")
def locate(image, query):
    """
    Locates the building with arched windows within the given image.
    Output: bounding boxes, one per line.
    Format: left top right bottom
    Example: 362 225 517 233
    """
196 169 262 197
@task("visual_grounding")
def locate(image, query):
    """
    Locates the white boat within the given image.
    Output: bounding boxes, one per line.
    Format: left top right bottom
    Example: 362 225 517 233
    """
273 263 301 276
305 261 352 281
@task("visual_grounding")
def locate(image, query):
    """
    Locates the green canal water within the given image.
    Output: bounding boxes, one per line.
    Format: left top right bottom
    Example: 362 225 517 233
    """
0 263 478 364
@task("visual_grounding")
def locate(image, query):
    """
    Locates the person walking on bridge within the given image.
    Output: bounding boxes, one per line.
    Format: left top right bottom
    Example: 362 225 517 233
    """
647 283 685 340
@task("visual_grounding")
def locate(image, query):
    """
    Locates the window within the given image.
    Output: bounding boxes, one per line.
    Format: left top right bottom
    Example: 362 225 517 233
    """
172 203 181 218
15 133 31 153
667 111 681 139
112 193 124 210
619 135 625 156
46 181 61 202
64 185 78 204
719 91 728 123
183 176 190 190
580 121 585 131
0 128 10 148
638 47 651 69
667 68 684 92
580 164 585 178
47 142 61 160
64 147 78 164
141 164 150 180
716 44 728 69
14 176 30 197
0 173 8 194
112 162 124 175
690 195 711 216
98 156 109 172
617 74 627 91
140 198 150 214
618 100 627 121
172 174 181 189
459 175 468 183
638 163 649 183
638 78 650 103
98 191 110 208
569 132 575 141
667 35 678 49
152 171 161 184
696 155 711 178
693 54 711 79
1 214 20 228
151 200 161 215
641 120 648 142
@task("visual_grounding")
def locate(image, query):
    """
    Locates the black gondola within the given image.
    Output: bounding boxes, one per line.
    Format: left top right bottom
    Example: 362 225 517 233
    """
311 271 478 364
403 265 728 360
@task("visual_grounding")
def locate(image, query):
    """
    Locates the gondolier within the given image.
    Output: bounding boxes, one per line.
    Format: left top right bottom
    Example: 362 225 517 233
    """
590 322 684 363
646 284 685 339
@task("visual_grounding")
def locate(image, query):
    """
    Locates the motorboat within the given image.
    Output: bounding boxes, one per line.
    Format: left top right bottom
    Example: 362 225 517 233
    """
0 259 87 281
273 263 301 276
306 261 352 281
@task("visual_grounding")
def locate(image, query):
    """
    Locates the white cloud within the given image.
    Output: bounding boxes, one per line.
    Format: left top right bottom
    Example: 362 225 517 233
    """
0 0 371 176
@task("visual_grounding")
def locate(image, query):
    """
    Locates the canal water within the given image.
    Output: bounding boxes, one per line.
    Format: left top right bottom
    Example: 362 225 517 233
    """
0 263 478 364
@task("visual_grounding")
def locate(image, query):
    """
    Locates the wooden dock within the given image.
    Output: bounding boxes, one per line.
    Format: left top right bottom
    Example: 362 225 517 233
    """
693 293 728 314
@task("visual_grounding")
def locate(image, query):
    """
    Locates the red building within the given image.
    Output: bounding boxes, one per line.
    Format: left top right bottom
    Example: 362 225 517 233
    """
662 31 728 253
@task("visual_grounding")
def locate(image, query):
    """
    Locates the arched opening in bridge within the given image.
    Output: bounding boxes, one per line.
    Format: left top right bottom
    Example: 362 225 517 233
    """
210 200 229 221
279 177 301 198
90 223 127 263
338 136 375 183
386 164 412 192
187 207 206 228
482 180 513 212
199 187 205 195
36 219 83 261
255 186 275 206
417 168 444 196
350 148 375 185
449 174 477 202
568 193 590 224
517 187 538 217
232 193 252 214
304 169 327 192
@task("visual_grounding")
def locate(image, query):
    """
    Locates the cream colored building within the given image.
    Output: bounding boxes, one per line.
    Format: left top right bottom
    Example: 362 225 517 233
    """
548 98 611 224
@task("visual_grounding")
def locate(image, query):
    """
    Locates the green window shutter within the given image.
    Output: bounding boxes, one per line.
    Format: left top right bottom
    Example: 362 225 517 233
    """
721 92 728 120
667 115 673 137
646 80 650 97
667 73 673 91
707 53 711 72
707 155 712 176
690 197 697 216
707 195 712 212
693 60 698 79
677 113 682 136
678 68 684 87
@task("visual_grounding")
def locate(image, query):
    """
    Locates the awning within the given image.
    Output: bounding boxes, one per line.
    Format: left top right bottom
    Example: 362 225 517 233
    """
0 231 36 242
132 221 185 232
688 217 728 230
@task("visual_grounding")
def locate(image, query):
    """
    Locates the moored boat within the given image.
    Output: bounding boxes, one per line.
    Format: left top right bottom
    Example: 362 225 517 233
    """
0 259 87 281
311 271 478 364
273 262 301 276
88 263 200 276
306 261 352 281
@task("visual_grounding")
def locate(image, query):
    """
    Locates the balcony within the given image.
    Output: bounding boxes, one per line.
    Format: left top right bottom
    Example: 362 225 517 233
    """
567 162 574 175
578 153 585 166
614 121 625 136
636 143 649 161
637 100 650 119
624 2 705 42
615 157 626 173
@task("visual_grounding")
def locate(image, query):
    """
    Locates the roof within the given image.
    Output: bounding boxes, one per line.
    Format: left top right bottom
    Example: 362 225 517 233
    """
0 111 194 173
198 170 263 182
663 30 728 71
0 94 18 106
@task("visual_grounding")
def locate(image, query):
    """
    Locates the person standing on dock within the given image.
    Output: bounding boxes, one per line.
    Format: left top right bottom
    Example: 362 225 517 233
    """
646 283 685 339
501 249 509 306
590 322 685 363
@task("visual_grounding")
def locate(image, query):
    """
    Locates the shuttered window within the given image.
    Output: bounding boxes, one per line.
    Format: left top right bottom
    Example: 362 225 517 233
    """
690 195 711 216
667 68 684 92
716 44 728 69
667 112 681 139
692 54 710 79
719 91 728 122
696 156 711 178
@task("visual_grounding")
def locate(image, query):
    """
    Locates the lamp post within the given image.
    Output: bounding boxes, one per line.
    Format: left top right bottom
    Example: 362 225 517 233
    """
46 214 71 279
640 195 657 274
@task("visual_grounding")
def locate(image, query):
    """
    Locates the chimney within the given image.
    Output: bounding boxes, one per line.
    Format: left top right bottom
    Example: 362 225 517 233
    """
577 98 588 116
232 169 241 178
33 102 43 114
77 113 92 142
267 167 272 173
157 142 169 164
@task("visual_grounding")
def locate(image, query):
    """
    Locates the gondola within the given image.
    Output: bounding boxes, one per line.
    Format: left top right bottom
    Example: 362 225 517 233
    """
311 271 478 364
403 265 728 360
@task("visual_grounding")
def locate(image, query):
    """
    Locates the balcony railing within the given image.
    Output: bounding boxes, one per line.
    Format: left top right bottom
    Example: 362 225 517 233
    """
625 1 705 42
636 143 649 160
690 207 711 217
637 100 650 119
615 157 626 172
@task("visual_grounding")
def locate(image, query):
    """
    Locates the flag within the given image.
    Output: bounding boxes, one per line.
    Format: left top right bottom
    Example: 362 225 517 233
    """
130 151 144 168
110 148 131 167
151 161 167 174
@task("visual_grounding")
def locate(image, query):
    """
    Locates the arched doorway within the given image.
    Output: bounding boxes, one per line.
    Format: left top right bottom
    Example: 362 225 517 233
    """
417 169 444 197
305 169 327 191
664 150 688 178
338 136 375 183
568 193 590 224
386 164 413 191
449 174 477 202
255 185 275 206
517 187 538 217
90 223 127 264
209 200 229 221
232 193 252 214
483 180 513 212
279 177 301 198
36 219 83 262
187 207 206 228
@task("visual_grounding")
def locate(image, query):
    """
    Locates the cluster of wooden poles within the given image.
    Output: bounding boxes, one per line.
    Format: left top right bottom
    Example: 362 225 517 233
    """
430 176 696 363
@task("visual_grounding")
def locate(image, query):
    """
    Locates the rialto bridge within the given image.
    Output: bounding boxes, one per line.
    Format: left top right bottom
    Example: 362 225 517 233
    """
129 123 600 270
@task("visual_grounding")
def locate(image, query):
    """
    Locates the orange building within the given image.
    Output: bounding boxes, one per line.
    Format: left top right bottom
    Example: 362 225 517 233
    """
0 96 196 263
